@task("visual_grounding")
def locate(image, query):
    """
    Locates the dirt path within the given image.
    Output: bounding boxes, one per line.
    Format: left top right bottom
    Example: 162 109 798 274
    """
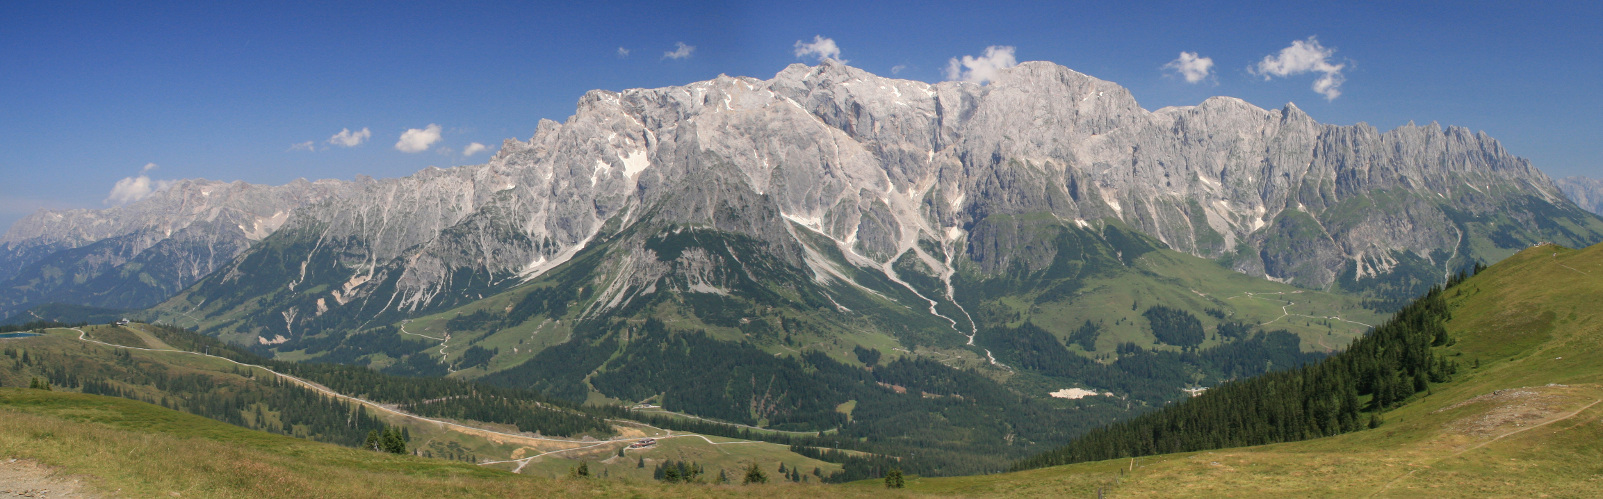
1229 291 1375 329
1366 398 1603 497
0 459 95 498
396 320 457 373
484 425 772 473
62 326 789 472
397 322 461 373
1551 249 1593 277
628 408 829 436
66 328 635 451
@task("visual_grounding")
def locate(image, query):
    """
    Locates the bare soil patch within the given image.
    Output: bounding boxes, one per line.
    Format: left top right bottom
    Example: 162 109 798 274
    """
1439 385 1574 437
0 459 95 498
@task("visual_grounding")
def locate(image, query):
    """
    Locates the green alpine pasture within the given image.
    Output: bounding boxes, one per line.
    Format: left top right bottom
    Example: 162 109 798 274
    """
882 241 1603 496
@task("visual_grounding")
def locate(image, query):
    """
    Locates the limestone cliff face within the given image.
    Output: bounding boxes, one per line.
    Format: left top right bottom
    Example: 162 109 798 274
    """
113 61 1603 334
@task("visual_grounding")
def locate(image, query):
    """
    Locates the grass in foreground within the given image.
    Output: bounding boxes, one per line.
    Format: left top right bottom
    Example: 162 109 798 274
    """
15 244 1603 497
0 389 905 498
4 323 844 484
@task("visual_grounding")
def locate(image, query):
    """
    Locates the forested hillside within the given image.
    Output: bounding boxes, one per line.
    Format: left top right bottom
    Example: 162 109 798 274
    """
0 323 615 447
1013 266 1478 470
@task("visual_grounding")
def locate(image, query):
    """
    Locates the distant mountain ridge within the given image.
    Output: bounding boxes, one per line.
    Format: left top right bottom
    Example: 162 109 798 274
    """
1557 175 1603 216
0 177 367 318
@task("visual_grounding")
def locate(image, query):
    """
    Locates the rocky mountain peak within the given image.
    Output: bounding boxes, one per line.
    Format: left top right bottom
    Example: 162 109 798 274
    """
14 60 1592 332
402 61 1585 293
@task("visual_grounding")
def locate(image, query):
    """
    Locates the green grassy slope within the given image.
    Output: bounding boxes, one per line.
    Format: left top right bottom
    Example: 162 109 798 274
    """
0 389 877 498
968 229 1381 355
279 217 1378 410
885 241 1603 497
134 215 1389 478
0 324 845 483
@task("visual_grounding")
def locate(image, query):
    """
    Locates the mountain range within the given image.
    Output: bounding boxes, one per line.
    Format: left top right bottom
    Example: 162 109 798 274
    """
0 177 367 319
4 61 1602 467
145 61 1591 324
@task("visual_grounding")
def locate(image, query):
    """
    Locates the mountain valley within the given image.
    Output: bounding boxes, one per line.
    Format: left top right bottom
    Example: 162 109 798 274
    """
4 60 1603 495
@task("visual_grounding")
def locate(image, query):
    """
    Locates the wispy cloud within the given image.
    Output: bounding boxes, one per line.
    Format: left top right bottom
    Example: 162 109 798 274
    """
945 46 1017 84
1164 52 1215 84
289 141 315 152
141 162 159 173
617 47 630 58
891 64 908 75
1251 36 1347 100
327 127 371 148
662 42 695 60
105 171 173 205
395 124 443 153
463 142 489 157
794 35 843 63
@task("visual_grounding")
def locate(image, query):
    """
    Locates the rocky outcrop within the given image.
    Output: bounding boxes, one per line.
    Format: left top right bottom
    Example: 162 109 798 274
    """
156 61 1603 338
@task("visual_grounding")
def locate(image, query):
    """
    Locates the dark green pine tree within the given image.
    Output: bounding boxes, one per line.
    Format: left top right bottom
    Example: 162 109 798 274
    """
380 427 407 454
743 463 767 484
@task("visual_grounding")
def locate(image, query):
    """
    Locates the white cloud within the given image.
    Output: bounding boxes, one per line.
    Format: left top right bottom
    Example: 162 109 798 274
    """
1164 52 1215 84
945 46 1018 84
105 175 173 205
463 142 489 157
327 127 372 148
662 42 695 60
891 64 907 75
395 124 443 153
1251 36 1347 100
141 162 158 173
617 47 630 58
793 35 843 63
289 141 315 152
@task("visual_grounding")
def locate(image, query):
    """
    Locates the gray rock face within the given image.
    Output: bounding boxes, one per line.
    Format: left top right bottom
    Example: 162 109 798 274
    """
0 178 365 316
164 60 1600 337
1557 176 1603 215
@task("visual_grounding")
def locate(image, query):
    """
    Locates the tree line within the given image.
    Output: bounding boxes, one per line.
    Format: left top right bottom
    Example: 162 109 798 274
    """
1011 270 1473 471
136 322 616 438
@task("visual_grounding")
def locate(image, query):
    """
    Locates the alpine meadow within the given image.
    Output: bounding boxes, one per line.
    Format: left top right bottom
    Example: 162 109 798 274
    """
4 3 1603 497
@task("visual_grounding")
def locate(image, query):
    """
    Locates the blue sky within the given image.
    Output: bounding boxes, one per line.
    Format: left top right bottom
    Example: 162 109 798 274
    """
3 1 1601 230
